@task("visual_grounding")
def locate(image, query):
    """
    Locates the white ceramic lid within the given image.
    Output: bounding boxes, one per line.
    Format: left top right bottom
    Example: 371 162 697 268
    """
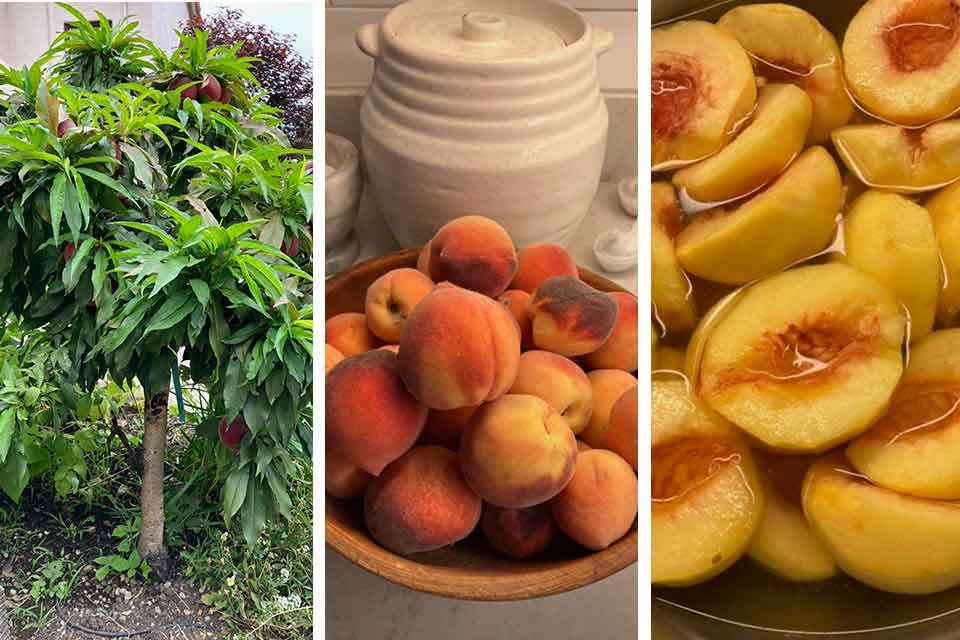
392 8 568 61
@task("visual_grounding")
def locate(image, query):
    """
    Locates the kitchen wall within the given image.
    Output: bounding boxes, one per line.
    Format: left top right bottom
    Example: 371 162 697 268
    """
325 0 638 180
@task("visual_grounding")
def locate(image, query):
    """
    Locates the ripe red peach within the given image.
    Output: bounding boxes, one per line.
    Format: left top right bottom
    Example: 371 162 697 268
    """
583 292 639 372
420 405 480 451
459 394 577 509
326 349 428 475
326 451 371 499
364 268 434 343
508 350 593 435
325 312 382 357
426 216 518 297
364 446 482 555
481 503 557 559
581 369 639 449
551 449 638 550
399 285 520 410
498 289 534 350
325 343 345 374
607 388 638 470
529 276 619 356
511 244 579 293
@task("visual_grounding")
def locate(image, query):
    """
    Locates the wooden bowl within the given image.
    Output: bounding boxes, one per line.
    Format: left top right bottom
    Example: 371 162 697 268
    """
325 248 638 601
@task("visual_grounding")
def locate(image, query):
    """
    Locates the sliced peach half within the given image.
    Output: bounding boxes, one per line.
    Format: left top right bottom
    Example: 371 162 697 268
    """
717 3 853 144
699 262 906 452
832 121 960 193
672 84 812 204
651 182 698 332
847 329 960 499
843 0 960 126
683 288 745 386
841 190 940 341
747 473 836 582
655 345 686 372
652 20 757 169
927 181 960 325
803 453 960 594
675 146 841 285
652 375 764 586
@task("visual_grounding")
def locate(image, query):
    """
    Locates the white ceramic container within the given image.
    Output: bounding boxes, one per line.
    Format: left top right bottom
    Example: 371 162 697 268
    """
326 132 362 249
355 0 613 249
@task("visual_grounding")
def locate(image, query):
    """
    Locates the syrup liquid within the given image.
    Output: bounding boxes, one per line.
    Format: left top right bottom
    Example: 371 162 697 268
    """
652 1 960 634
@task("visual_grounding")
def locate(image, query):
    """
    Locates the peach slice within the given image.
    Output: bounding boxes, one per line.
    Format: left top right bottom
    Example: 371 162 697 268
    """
652 20 757 169
717 3 853 143
847 329 960 499
675 146 841 285
831 121 960 193
803 453 960 594
672 83 812 204
840 190 940 341
926 181 960 325
843 0 960 126
652 375 764 586
651 182 697 332
698 263 906 452
747 474 836 582
655 345 686 372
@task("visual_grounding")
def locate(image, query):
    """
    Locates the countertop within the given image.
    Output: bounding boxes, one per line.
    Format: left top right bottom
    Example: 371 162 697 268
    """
325 181 639 640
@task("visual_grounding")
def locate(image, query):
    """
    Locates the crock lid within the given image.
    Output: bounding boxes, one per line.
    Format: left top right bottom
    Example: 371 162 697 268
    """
392 8 568 61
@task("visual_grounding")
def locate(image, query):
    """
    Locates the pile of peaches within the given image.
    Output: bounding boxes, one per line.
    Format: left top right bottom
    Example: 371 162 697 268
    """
325 216 638 559
652 0 960 595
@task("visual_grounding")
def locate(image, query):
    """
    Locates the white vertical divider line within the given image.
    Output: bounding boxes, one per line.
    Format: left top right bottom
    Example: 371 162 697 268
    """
314 1 326 636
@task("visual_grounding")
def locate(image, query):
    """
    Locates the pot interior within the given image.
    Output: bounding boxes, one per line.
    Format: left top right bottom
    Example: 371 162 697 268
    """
652 0 960 636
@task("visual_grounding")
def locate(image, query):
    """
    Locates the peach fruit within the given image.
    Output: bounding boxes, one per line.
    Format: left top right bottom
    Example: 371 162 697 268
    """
481 503 557 559
655 345 686 372
364 445 482 555
804 453 960 594
528 276 619 357
580 369 638 449
717 3 853 143
325 312 382 357
698 262 906 452
840 190 939 341
508 350 594 435
326 451 372 499
326 349 428 476
425 216 518 297
672 83 813 204
511 244 579 293
582 292 638 372
459 394 577 509
831 121 960 192
576 440 592 453
379 344 400 354
652 182 698 332
420 405 479 451
497 289 534 350
847 329 960 499
652 20 756 168
606 388 638 470
399 284 520 410
675 146 842 285
364 268 434 343
926 181 960 325
843 0 960 126
652 375 764 586
552 449 637 551
325 343 344 374
416 242 430 275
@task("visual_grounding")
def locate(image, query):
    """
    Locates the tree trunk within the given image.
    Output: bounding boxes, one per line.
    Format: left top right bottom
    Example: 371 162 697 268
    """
138 382 170 580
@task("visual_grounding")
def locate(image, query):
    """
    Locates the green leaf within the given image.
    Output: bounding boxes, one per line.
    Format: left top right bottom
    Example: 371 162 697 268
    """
241 476 267 546
0 407 15 464
142 290 195 336
114 221 177 248
49 172 66 245
63 179 83 244
63 237 96 292
189 279 210 307
92 249 107 300
0 443 28 503
222 467 248 523
74 167 134 200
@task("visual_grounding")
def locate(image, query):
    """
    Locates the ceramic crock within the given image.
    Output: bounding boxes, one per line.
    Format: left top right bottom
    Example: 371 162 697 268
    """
355 0 613 249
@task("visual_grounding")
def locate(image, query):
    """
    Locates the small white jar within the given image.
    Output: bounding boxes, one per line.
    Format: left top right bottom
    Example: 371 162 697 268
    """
325 133 362 249
356 0 613 249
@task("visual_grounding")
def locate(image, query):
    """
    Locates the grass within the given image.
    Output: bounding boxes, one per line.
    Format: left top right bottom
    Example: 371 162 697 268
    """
0 401 313 638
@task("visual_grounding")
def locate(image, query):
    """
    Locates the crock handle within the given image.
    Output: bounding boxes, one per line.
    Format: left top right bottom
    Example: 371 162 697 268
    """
356 23 381 59
593 26 614 57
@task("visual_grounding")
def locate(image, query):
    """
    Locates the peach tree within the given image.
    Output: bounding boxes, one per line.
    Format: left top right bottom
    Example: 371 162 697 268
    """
0 4 312 577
